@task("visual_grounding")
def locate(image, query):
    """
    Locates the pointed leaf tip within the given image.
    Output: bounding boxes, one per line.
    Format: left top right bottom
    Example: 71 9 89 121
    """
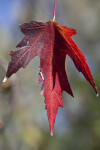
3 77 8 83
51 133 53 136
50 131 53 136
97 93 99 97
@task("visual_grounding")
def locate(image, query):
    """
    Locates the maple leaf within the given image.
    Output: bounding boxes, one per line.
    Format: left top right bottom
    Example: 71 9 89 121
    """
5 0 98 135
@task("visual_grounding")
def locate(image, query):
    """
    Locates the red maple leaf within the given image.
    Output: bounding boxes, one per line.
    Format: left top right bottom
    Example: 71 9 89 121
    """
5 0 98 135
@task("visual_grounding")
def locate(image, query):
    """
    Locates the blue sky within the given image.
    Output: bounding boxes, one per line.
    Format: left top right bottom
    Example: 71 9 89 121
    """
0 0 25 28
0 0 64 28
0 0 14 26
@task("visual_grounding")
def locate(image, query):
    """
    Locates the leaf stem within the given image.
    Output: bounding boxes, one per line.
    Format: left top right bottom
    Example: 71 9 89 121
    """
53 0 57 21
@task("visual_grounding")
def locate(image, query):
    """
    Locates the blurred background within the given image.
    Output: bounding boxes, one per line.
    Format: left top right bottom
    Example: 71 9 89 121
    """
0 0 100 150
